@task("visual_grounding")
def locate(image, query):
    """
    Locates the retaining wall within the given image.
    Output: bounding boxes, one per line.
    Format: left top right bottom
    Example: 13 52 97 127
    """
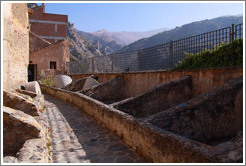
69 67 242 98
81 76 125 104
112 76 192 118
40 84 215 163
148 76 243 144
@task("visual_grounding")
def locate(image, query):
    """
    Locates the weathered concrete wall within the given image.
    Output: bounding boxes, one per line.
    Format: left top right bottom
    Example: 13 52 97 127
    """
81 76 125 104
62 77 87 92
113 76 192 118
148 76 243 144
29 39 70 79
213 132 243 162
70 67 242 98
40 84 216 163
3 3 29 90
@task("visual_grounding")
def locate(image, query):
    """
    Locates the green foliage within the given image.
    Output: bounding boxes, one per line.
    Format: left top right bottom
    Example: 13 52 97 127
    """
40 78 53 87
174 39 243 70
39 70 55 87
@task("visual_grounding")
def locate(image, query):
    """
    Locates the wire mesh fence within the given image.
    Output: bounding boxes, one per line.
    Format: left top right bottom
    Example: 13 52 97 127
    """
110 50 139 72
67 23 243 74
68 56 112 74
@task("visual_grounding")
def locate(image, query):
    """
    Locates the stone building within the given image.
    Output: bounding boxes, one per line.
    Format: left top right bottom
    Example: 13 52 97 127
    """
28 4 70 81
3 3 30 90
29 3 67 44
29 34 71 80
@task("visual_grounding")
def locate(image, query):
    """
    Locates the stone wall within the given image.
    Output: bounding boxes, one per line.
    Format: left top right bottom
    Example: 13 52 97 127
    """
40 84 215 163
29 39 71 79
40 75 243 163
3 90 51 163
3 106 41 156
113 76 192 118
148 76 243 144
3 3 29 90
70 67 242 98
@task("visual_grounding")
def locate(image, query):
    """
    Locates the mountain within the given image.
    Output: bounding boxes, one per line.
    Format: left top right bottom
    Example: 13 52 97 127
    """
66 22 104 61
118 15 243 52
76 30 124 55
90 28 169 45
66 22 113 74
76 28 168 54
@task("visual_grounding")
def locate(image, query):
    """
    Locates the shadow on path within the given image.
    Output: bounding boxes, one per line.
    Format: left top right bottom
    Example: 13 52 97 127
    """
44 94 146 163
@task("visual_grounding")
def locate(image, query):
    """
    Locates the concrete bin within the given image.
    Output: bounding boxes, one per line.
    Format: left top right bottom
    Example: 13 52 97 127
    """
24 81 41 95
53 74 72 88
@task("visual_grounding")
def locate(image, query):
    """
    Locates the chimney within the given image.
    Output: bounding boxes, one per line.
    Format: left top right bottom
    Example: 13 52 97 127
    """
42 3 45 13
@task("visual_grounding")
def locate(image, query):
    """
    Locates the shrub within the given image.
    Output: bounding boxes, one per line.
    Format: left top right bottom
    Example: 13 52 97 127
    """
174 39 243 70
39 70 56 87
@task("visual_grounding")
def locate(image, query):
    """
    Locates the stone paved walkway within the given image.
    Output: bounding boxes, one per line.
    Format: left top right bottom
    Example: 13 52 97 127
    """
44 94 146 163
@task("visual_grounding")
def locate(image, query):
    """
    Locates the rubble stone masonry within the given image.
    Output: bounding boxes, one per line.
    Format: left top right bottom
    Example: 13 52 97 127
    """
3 3 29 90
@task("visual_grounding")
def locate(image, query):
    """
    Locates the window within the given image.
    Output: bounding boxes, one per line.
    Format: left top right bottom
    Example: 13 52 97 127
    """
50 61 56 69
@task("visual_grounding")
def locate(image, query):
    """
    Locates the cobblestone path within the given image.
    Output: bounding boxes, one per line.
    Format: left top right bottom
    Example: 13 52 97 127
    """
44 94 146 163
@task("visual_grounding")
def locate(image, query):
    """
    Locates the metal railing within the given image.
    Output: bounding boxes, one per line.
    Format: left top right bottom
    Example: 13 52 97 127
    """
68 23 243 74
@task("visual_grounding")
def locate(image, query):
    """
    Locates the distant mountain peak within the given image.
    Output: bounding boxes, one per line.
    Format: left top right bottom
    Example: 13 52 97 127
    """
93 29 109 34
118 15 243 53
75 27 169 54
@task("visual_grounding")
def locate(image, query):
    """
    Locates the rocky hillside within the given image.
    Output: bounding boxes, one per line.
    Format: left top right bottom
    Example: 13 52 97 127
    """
76 28 168 55
67 22 112 74
76 30 123 55
118 15 243 52
66 22 104 61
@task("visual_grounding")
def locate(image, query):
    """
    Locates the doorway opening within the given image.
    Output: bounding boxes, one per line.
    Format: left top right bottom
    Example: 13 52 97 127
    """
28 64 37 82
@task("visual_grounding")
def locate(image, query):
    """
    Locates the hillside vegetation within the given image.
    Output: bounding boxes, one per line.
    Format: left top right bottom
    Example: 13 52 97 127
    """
174 39 243 70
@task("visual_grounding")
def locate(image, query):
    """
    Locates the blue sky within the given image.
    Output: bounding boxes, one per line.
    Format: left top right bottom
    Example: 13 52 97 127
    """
42 2 243 32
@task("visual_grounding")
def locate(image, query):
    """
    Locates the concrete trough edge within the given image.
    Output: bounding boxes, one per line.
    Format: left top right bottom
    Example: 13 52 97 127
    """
40 84 215 163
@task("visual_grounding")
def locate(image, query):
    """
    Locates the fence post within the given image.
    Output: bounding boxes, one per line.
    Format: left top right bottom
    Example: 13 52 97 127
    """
169 41 173 69
137 50 140 71
231 24 235 42
111 54 114 73
231 24 235 60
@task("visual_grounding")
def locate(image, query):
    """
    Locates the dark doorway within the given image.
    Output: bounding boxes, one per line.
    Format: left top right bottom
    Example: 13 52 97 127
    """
28 64 37 82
